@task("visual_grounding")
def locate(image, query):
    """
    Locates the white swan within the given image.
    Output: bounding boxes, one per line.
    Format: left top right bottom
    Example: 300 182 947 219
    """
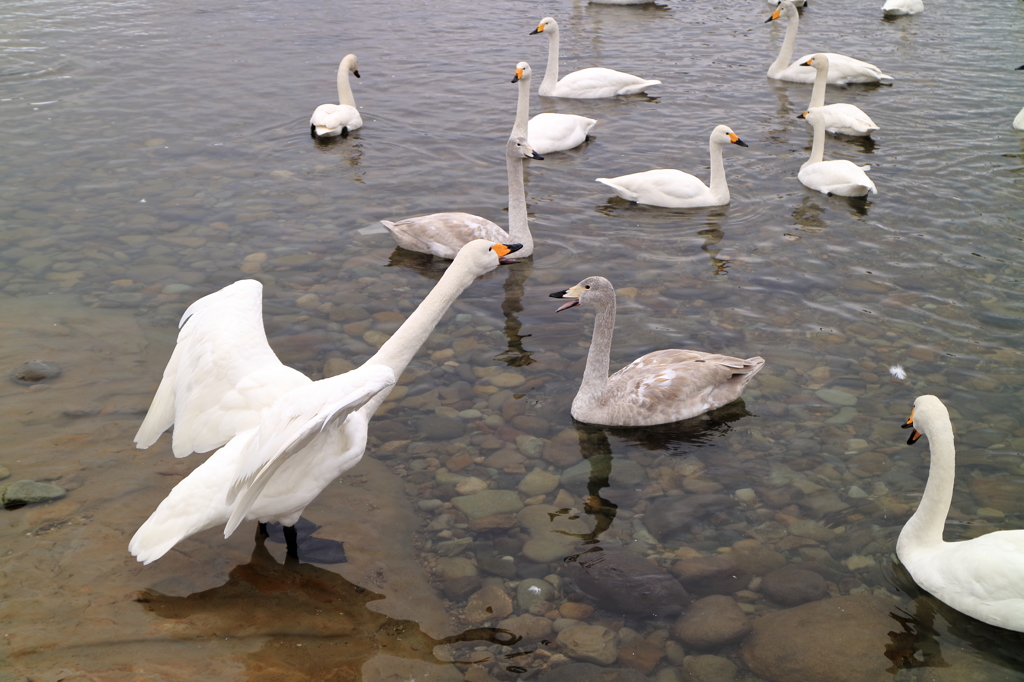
798 108 877 197
882 0 923 16
381 137 542 258
530 17 661 98
766 2 893 85
1015 65 1024 131
898 395 1024 632
801 54 879 137
129 241 523 564
513 62 597 155
549 276 764 426
310 53 362 138
595 125 748 208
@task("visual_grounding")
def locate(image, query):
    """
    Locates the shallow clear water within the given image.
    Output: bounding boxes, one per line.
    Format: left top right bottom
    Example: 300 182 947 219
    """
3 0 1024 679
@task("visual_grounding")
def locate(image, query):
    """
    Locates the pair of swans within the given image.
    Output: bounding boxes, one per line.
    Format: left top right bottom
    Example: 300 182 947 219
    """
798 107 877 197
550 276 764 426
530 17 661 99
899 395 1024 632
310 53 362 138
129 240 521 564
513 62 597 155
596 125 748 208
767 1 893 85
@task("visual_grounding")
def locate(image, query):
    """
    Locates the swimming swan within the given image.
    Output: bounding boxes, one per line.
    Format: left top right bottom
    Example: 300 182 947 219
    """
898 395 1024 632
513 62 597 154
798 108 876 197
129 241 523 564
310 53 362 138
596 125 748 208
549 276 764 426
530 17 661 98
381 137 542 258
766 2 893 85
801 55 879 136
882 0 923 16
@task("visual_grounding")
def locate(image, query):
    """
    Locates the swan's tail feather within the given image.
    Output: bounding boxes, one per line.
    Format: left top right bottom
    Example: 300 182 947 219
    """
596 178 640 203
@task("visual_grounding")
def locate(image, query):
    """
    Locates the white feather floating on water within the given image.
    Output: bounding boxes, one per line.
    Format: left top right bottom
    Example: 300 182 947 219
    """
889 364 907 380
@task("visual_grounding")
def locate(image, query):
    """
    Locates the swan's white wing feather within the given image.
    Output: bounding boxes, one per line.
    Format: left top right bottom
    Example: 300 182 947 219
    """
799 159 876 197
811 104 879 136
528 113 597 154
792 52 893 85
597 169 713 208
381 212 508 259
310 104 362 135
134 280 310 458
553 67 660 98
222 365 395 536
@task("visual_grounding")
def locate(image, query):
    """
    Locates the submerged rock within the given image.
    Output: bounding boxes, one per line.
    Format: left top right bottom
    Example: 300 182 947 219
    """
643 494 739 541
760 566 828 605
565 546 689 617
672 595 751 649
557 624 619 665
10 360 62 385
1 480 66 507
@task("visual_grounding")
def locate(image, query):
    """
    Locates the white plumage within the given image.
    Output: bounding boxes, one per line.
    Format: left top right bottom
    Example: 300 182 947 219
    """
801 54 879 137
766 2 893 85
898 395 1024 632
130 240 520 564
310 53 362 138
799 108 877 197
882 0 923 16
512 62 597 155
596 125 748 208
549 276 764 426
530 17 661 98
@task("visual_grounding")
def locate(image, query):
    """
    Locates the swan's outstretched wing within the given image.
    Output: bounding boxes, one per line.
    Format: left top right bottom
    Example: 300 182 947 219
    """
134 280 310 458
222 364 396 537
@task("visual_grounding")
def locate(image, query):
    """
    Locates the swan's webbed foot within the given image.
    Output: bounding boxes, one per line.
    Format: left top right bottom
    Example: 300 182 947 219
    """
340 126 349 138
284 524 299 559
310 124 318 138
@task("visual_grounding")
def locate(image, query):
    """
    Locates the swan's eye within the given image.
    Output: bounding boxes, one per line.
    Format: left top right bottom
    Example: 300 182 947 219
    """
584 285 590 290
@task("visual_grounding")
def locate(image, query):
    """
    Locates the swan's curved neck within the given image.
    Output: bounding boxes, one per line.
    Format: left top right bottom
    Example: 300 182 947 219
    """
506 147 533 257
539 30 560 95
809 63 827 109
579 294 616 399
768 12 800 77
513 75 530 138
898 417 956 552
337 65 356 107
806 118 826 166
707 139 730 204
364 262 478 409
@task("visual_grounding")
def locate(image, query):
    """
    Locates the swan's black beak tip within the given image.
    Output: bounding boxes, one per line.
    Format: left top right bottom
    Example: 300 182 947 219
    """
549 289 567 299
353 70 361 79
735 140 748 148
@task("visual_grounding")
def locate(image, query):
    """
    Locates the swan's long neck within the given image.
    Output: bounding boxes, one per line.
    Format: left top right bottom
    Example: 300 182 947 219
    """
806 118 826 166
540 30 560 95
513 75 530 139
579 294 616 400
809 62 827 109
768 11 800 77
898 416 956 553
506 147 533 257
336 64 356 107
707 138 729 204
363 262 478 410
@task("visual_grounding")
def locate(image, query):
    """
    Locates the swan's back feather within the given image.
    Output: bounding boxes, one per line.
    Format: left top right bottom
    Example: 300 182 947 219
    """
811 104 879 136
549 67 660 98
310 103 362 136
133 280 310 458
528 113 597 154
381 213 507 259
776 52 892 85
799 159 876 197
597 169 715 208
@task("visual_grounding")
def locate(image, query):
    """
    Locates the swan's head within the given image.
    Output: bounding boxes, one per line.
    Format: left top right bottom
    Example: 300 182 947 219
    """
531 17 558 36
512 61 532 84
711 125 748 148
341 53 360 79
798 108 826 126
799 54 829 71
765 1 797 22
508 135 543 161
549 276 615 312
901 395 951 446
454 240 524 270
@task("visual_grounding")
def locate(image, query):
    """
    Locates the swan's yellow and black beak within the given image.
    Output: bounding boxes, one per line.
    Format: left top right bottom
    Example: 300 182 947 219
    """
491 242 524 264
765 8 782 22
513 67 524 83
902 408 922 445
550 284 584 312
531 23 545 34
797 110 809 119
800 58 814 67
729 132 748 148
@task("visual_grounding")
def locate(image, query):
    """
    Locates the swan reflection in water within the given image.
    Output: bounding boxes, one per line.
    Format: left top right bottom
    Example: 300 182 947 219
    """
135 535 521 678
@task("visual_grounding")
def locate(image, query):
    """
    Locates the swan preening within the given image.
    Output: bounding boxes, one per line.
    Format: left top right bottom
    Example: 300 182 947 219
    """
596 125 747 208
549 276 764 426
530 17 661 98
766 2 893 85
129 240 522 564
381 136 542 258
513 62 597 154
801 55 879 137
310 53 363 138
798 108 877 197
882 0 923 16
898 395 1024 633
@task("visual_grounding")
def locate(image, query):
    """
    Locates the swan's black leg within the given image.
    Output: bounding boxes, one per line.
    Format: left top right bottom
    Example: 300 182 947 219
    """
257 521 269 537
310 124 317 138
283 524 299 558
341 126 349 138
